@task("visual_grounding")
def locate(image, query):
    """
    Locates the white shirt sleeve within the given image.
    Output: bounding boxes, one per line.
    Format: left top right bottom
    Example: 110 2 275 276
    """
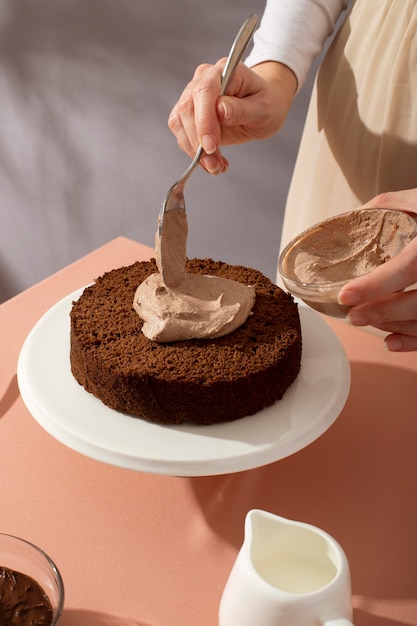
245 0 348 92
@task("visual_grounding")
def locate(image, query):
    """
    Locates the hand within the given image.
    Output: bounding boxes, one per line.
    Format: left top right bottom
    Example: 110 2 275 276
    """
168 59 297 175
338 189 417 351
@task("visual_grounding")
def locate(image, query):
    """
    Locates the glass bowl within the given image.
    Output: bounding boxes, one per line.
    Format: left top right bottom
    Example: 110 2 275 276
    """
0 533 64 624
278 208 417 318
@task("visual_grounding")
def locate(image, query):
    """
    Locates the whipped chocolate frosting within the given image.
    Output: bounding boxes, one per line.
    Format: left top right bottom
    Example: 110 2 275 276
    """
0 567 53 625
285 209 417 284
135 206 256 342
156 207 187 288
134 271 255 342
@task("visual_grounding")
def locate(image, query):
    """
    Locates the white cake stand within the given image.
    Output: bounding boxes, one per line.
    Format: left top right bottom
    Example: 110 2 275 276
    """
17 289 350 476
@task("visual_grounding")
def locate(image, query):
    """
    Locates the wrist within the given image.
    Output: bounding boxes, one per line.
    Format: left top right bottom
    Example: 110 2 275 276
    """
252 61 298 109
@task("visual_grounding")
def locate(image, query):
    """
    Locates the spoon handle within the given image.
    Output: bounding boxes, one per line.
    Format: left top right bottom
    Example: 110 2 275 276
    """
220 14 258 96
175 14 258 184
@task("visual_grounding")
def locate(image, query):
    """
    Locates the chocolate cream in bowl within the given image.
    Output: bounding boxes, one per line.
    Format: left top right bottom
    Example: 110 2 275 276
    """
280 208 417 317
0 567 53 625
288 209 417 283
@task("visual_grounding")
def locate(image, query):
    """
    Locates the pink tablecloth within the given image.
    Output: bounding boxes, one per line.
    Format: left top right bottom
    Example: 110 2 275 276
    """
1 237 416 626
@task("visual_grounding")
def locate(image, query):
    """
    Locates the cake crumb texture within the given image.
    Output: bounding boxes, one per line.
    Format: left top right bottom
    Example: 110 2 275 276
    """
70 258 302 424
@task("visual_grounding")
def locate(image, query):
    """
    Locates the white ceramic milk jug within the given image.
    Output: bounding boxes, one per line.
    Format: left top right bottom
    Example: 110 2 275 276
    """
219 509 354 626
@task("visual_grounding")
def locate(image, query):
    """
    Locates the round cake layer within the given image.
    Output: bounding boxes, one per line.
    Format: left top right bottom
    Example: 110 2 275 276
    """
70 258 302 425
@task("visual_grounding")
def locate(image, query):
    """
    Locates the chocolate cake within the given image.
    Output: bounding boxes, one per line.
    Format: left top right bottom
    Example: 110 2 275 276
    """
70 258 302 425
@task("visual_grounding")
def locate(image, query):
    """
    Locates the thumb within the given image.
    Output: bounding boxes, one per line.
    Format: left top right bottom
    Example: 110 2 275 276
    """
217 95 257 127
217 94 278 141
338 235 417 306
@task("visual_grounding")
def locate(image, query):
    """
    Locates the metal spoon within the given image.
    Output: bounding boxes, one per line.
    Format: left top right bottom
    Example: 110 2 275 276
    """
157 14 258 287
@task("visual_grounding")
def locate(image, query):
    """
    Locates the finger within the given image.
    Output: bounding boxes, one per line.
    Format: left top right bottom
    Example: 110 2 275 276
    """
385 333 417 352
176 90 204 155
217 93 274 136
193 60 266 147
347 289 417 329
355 317 417 336
338 235 417 306
201 152 229 175
168 115 194 158
169 107 227 174
168 62 223 156
361 189 417 215
168 94 197 158
191 62 225 152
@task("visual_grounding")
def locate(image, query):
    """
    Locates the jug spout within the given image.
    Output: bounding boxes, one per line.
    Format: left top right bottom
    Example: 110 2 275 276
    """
219 509 354 626
248 509 340 595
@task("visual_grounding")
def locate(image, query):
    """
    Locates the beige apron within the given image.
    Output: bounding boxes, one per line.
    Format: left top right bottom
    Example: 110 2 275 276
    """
280 0 417 256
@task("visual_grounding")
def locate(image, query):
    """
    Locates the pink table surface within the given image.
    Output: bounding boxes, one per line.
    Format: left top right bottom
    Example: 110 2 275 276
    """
1 236 416 626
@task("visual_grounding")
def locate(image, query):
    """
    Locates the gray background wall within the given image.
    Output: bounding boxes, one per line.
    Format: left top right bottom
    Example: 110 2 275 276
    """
0 0 324 302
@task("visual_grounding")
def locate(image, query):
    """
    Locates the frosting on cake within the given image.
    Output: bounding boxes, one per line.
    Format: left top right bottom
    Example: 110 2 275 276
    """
134 206 255 342
134 272 255 342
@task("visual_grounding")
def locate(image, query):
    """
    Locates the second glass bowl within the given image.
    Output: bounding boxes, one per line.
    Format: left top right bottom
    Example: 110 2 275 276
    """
0 533 64 625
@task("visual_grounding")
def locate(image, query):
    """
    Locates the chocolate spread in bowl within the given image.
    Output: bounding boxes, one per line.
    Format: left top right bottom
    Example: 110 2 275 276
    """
285 209 417 284
0 567 53 625
279 208 417 316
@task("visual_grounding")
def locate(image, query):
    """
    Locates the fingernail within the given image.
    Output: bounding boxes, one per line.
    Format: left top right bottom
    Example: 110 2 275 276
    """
201 134 217 155
385 336 404 351
202 155 222 175
338 288 360 306
218 102 230 120
346 309 368 326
